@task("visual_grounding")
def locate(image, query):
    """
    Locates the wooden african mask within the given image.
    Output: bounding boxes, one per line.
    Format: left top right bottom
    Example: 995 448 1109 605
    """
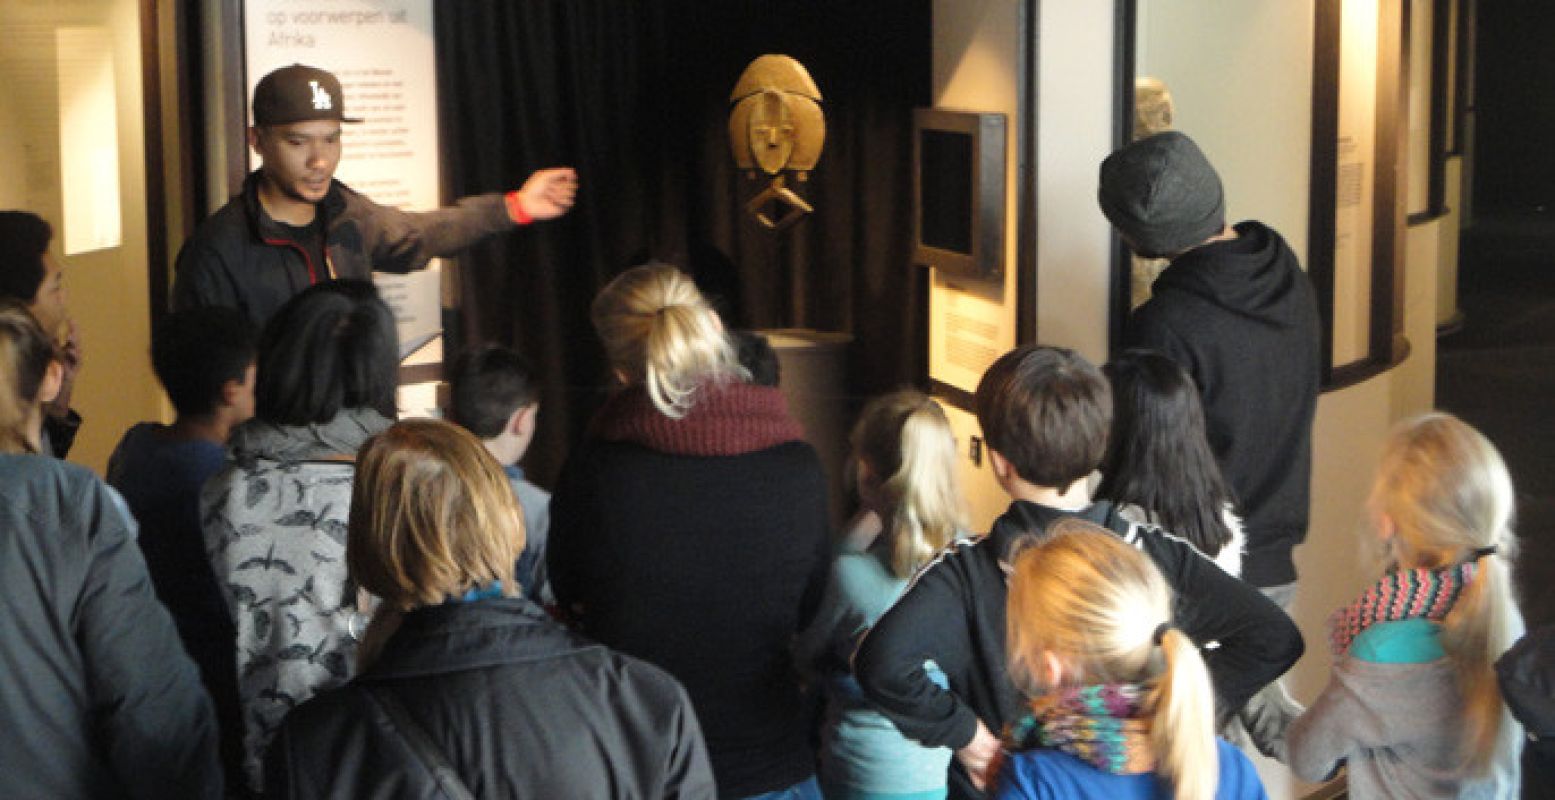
730 55 825 229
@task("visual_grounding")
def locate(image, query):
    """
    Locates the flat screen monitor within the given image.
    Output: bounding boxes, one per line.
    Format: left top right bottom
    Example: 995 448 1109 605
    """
913 108 1006 281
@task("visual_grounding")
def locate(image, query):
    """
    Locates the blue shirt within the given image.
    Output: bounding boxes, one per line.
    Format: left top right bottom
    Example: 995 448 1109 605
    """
992 739 1267 800
504 464 552 605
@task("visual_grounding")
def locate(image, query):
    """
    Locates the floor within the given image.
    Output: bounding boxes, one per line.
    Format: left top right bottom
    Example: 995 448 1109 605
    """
1434 210 1555 798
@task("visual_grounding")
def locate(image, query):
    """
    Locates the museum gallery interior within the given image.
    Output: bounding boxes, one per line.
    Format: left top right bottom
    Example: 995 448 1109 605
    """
2 1 1553 798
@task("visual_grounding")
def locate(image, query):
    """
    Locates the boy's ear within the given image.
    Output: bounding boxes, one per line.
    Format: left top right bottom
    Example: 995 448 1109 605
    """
986 447 1012 481
39 360 64 405
508 403 539 436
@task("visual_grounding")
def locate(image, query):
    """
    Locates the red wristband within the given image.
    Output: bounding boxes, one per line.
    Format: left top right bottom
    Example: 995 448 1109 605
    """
505 191 533 225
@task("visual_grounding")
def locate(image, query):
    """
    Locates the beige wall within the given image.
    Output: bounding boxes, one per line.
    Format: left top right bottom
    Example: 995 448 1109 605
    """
0 0 167 474
930 3 1452 798
929 0 1022 530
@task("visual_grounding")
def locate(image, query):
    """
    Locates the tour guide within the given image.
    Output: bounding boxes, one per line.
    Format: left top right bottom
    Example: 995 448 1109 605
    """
173 63 578 327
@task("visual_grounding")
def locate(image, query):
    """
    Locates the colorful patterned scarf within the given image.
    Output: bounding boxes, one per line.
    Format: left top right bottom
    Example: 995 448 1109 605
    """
1008 683 1155 774
1329 561 1477 655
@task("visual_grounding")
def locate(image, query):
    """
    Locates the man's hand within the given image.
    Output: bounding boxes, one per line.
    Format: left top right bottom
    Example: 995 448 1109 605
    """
514 167 579 222
47 318 81 418
956 719 1002 791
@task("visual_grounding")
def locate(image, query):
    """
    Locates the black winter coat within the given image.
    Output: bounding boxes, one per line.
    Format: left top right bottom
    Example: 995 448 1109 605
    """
854 499 1305 799
172 170 517 328
263 598 715 799
1127 220 1322 587
0 454 221 799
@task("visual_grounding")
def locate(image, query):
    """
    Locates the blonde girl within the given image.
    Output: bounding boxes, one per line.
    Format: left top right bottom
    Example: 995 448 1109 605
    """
796 390 967 799
549 263 830 799
1288 412 1524 796
995 520 1266 800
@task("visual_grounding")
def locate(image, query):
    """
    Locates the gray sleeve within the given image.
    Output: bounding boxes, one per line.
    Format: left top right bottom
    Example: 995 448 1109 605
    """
76 476 223 799
1286 660 1372 783
362 193 517 274
661 682 717 800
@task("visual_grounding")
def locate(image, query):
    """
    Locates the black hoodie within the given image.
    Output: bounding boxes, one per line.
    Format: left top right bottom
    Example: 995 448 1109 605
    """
853 499 1304 799
1127 220 1322 587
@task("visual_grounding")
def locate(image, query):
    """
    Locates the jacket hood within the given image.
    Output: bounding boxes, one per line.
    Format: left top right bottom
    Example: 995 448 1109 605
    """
987 499 1123 566
230 407 392 464
1152 221 1310 327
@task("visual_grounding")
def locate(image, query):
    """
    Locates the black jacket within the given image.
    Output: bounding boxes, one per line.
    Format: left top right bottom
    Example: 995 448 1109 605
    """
854 499 1304 799
172 171 516 328
0 454 221 799
549 421 832 798
1127 220 1322 587
264 598 715 800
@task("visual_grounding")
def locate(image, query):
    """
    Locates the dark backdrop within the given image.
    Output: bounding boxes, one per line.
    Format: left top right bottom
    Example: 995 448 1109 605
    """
433 0 932 485
1472 0 1555 214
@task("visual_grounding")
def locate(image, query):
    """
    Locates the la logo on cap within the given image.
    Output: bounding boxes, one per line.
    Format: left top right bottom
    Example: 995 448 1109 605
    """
309 80 333 111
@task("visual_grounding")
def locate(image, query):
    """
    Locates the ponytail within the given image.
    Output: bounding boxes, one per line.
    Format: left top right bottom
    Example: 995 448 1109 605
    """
1442 547 1519 774
1150 627 1218 800
1005 522 1219 800
851 391 966 578
1373 412 1522 775
592 264 746 419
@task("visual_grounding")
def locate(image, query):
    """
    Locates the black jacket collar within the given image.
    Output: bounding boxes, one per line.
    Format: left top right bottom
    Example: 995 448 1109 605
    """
986 498 1125 564
240 169 348 244
364 598 602 681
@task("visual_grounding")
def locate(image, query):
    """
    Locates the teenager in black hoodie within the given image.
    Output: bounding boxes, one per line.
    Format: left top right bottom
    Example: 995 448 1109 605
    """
1099 131 1322 595
853 345 1303 798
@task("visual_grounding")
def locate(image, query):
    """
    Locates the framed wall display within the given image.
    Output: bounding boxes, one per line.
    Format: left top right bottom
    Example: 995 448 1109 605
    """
1309 0 1411 386
913 108 1008 282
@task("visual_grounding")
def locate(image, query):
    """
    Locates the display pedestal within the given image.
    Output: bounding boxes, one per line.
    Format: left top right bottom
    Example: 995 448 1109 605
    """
760 328 853 527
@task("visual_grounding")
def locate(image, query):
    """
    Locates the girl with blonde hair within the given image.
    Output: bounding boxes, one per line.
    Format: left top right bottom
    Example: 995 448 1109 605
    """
1288 412 1524 797
550 263 831 799
796 390 967 799
264 419 715 798
995 520 1266 800
0 299 63 454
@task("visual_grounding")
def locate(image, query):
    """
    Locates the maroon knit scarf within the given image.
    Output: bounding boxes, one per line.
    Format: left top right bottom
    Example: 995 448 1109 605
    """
588 382 805 457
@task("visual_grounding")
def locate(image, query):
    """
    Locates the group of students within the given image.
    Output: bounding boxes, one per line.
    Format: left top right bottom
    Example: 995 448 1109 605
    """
0 61 1542 800
0 235 1536 800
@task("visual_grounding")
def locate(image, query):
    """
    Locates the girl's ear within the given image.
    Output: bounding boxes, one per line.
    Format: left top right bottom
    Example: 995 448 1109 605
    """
1042 650 1067 689
1374 510 1397 542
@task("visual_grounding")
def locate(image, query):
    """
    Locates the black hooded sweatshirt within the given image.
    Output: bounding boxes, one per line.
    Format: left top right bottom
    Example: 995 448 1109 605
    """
1127 220 1321 587
853 499 1304 799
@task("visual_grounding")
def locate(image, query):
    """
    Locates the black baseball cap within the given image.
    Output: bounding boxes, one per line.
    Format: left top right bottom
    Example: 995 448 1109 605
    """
252 64 362 126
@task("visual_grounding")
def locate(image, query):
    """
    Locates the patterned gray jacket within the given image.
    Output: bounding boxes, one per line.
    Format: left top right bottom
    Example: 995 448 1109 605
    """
202 412 388 791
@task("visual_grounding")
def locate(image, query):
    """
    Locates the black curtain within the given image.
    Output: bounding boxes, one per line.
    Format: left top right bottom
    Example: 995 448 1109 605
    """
435 0 932 485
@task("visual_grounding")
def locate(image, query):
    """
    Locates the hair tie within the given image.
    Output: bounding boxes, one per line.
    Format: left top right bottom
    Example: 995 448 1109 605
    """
1152 622 1173 646
1470 545 1497 560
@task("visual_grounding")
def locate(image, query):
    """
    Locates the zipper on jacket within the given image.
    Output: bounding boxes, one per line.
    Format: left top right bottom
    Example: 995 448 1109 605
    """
261 236 321 285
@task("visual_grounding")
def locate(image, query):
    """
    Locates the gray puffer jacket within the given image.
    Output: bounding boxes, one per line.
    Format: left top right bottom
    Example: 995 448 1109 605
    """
0 454 221 798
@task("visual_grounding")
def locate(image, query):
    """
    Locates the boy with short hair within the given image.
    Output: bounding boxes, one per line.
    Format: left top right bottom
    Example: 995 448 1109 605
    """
449 344 552 604
854 344 1304 798
106 305 258 792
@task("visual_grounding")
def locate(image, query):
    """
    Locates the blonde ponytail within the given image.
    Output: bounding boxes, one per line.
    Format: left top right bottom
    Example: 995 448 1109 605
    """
1006 520 1218 800
1151 627 1218 800
1372 412 1522 775
851 391 966 578
592 263 746 418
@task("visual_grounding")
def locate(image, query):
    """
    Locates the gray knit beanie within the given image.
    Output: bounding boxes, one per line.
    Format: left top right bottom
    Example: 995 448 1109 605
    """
1097 131 1225 258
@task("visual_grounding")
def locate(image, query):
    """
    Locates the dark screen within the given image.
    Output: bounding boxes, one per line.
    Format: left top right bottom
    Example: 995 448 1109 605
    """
919 129 974 255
